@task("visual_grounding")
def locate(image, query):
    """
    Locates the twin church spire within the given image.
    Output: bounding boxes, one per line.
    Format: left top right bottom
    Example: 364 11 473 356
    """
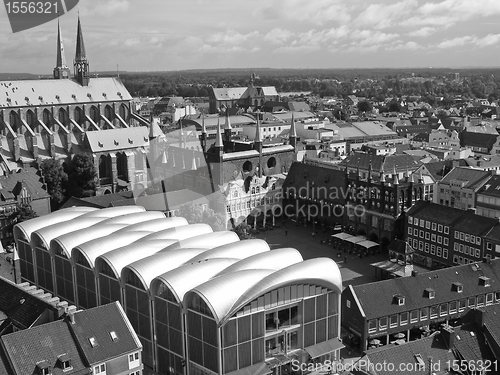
53 16 90 86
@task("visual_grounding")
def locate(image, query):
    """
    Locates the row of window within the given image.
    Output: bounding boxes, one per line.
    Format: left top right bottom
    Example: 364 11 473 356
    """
439 188 472 198
368 292 500 333
454 231 481 245
226 197 280 213
453 243 481 258
407 217 449 234
453 255 482 265
477 195 500 206
408 228 449 245
410 239 449 259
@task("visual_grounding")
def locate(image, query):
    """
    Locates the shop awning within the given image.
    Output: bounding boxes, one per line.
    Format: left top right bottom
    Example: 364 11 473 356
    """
331 232 353 240
344 236 366 244
225 363 271 375
358 240 379 249
304 338 345 359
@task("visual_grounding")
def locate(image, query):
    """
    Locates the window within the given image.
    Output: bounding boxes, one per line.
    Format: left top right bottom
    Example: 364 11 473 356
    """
89 337 99 347
390 314 398 328
420 307 428 320
444 238 448 246
420 219 425 227
432 223 437 231
109 331 118 341
431 234 436 242
379 317 387 330
431 245 436 254
440 304 448 316
94 364 106 374
368 320 377 333
444 226 449 234
460 232 464 241
410 310 418 323
430 306 438 318
427 244 431 254
449 301 457 314
470 235 475 244
468 297 475 307
476 237 481 245
425 221 430 229
438 224 443 232
465 234 470 242
408 227 412 235
477 295 485 307
437 236 442 244
425 232 430 240
496 292 500 302
419 242 423 251
459 299 466 311
128 352 140 369
487 242 492 250
420 230 424 238
346 300 351 308
400 312 408 325
408 216 413 224
455 231 459 239
486 293 494 305
443 249 448 259
437 247 442 257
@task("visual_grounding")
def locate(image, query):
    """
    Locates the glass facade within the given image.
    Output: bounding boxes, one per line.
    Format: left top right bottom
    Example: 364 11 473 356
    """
154 283 184 375
35 246 54 292
97 261 122 306
53 246 75 304
18 239 35 283
124 270 154 368
74 251 98 309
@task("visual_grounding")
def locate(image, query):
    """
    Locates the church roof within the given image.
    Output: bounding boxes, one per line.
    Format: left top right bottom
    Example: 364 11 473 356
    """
0 77 132 108
85 126 149 152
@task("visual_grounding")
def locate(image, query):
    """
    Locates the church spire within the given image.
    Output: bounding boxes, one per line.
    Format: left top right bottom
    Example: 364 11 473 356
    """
74 15 89 86
289 112 297 148
215 117 224 149
224 111 232 143
54 19 70 79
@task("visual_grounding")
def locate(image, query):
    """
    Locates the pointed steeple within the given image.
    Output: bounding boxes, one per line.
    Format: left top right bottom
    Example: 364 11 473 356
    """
379 163 385 183
215 117 223 149
393 166 399 185
254 113 262 152
224 111 232 143
289 112 297 148
54 19 70 79
74 15 89 86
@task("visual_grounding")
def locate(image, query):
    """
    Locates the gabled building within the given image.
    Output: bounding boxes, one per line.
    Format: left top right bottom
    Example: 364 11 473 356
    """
0 301 143 375
341 258 500 352
476 174 500 219
436 167 491 210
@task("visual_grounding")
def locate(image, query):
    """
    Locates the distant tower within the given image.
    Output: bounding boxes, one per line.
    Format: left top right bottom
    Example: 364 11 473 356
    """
289 112 297 149
224 111 232 143
74 16 89 86
53 19 70 79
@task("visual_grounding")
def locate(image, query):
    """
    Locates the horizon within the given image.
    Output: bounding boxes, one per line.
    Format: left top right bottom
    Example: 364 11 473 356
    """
1 0 500 74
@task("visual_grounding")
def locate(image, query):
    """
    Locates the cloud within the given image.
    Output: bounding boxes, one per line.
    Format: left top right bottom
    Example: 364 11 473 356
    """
475 34 500 47
263 28 294 45
206 29 259 45
82 0 129 16
355 0 418 29
437 36 475 49
273 45 322 54
387 41 422 51
408 27 436 38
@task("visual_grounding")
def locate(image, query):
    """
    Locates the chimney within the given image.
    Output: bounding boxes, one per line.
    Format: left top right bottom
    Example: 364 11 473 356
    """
440 324 455 349
467 208 477 214
66 305 77 324
411 270 419 277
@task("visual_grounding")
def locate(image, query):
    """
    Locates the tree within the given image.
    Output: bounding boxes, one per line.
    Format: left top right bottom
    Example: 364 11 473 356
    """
388 101 402 113
10 203 38 227
357 100 373 113
64 153 97 198
40 159 67 210
176 201 225 231
231 223 256 240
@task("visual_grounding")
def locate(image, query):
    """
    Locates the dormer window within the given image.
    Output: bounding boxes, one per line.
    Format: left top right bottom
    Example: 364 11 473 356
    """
109 331 118 341
453 282 463 293
393 294 405 306
479 276 491 287
36 360 51 375
425 288 435 299
58 354 72 371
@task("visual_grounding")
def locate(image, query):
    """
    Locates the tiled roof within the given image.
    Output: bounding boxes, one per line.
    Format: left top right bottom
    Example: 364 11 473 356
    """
0 276 60 330
452 210 497 236
439 167 491 189
0 168 50 202
342 153 420 173
422 160 465 181
362 333 455 375
460 130 498 151
60 191 135 209
463 155 500 169
69 302 141 365
282 162 346 203
350 121 397 137
453 322 493 362
84 126 149 153
212 87 249 100
1 320 87 375
481 303 500 349
351 258 500 319
407 200 465 225
0 77 132 108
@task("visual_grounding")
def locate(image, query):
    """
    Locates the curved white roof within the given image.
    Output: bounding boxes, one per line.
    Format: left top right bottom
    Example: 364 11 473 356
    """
185 257 342 325
187 238 268 263
121 249 209 291
13 207 96 243
96 240 178 279
163 231 240 251
76 205 145 218
99 210 160 225
151 258 239 305
223 258 342 325
73 230 154 269
50 224 128 258
140 224 213 241
114 216 187 233
186 269 274 324
31 217 108 251
215 247 303 276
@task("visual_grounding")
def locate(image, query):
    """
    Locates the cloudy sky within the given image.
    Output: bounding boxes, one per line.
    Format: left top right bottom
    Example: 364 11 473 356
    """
2 0 500 74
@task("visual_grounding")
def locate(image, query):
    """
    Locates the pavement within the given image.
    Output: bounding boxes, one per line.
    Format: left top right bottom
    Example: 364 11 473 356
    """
255 218 387 287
